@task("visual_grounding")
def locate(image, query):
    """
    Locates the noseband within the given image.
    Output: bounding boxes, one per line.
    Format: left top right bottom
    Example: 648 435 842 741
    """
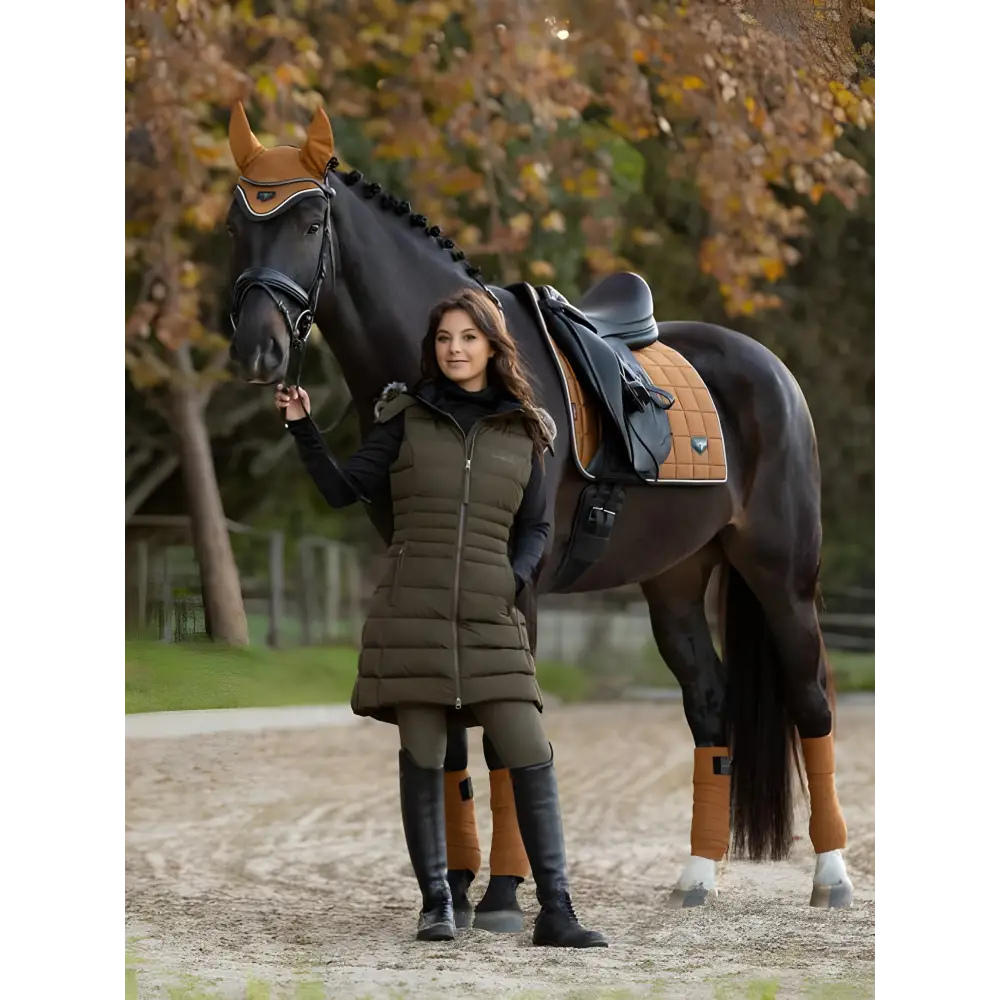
229 175 336 388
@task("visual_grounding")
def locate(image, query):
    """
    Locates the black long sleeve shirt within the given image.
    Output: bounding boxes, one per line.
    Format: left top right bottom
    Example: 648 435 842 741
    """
285 383 550 592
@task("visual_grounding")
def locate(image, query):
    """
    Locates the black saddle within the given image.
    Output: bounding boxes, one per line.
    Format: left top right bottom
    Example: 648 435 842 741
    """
544 272 660 350
508 273 674 483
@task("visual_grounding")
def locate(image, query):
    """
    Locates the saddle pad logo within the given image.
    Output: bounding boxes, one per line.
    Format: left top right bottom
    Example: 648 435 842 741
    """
256 191 276 202
691 436 709 455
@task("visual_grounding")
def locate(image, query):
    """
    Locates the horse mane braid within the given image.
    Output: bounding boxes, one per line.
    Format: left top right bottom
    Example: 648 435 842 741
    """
330 167 481 286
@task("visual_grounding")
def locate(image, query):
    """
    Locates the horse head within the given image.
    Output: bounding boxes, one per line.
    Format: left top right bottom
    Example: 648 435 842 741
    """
225 102 336 385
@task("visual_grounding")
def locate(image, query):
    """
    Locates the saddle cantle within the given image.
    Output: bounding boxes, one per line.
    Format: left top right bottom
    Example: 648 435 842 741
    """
503 274 728 591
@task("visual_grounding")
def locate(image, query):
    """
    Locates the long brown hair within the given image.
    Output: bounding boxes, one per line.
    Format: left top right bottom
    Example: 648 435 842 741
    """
420 287 549 456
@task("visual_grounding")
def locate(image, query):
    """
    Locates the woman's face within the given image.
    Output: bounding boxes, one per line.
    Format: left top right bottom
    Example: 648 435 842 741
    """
434 308 496 391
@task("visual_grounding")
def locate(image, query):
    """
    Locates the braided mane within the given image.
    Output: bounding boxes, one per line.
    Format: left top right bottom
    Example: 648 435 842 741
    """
324 157 484 283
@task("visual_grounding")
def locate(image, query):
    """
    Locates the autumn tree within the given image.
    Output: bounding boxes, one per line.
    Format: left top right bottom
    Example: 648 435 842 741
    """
303 0 872 314
125 0 323 644
125 0 875 596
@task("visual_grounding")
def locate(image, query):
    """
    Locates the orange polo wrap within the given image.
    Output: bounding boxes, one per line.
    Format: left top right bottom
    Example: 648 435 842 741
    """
488 769 530 879
691 747 732 861
800 734 848 853
444 769 482 876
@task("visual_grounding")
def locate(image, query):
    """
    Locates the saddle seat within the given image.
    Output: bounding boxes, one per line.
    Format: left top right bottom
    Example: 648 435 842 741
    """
539 272 659 351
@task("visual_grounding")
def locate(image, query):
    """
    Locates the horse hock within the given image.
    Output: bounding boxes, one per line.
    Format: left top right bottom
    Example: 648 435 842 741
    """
444 767 528 932
668 746 731 909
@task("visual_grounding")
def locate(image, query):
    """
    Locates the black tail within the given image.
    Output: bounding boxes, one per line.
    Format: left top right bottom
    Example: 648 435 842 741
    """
718 562 801 862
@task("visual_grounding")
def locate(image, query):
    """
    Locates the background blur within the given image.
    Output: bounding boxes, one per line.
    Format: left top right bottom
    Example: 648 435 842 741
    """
124 0 874 708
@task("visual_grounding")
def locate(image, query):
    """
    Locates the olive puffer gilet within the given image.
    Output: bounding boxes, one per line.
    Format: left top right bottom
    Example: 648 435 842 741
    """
351 389 542 722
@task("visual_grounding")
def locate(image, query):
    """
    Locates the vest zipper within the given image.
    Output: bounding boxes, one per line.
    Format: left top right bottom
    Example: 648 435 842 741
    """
414 398 519 713
450 418 497 711
452 449 474 710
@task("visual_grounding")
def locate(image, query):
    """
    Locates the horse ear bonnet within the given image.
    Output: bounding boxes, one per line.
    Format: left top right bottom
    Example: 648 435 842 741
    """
228 102 334 219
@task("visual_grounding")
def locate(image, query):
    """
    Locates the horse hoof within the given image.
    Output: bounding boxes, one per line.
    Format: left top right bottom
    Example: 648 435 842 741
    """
810 850 853 908
666 884 718 909
667 856 718 908
416 919 456 941
810 880 854 909
473 908 524 933
454 901 473 929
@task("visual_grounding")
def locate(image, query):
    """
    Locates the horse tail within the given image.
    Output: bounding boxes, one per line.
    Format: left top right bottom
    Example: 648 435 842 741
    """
717 561 802 862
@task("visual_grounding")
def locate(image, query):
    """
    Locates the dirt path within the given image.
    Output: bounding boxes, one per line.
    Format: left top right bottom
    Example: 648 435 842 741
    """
126 699 875 999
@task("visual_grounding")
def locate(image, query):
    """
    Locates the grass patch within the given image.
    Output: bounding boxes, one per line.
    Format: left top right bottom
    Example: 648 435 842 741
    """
125 639 597 713
125 640 358 714
828 649 875 692
536 659 594 702
124 639 871 715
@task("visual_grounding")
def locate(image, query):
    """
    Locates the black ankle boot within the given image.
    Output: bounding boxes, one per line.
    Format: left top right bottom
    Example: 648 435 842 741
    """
398 751 456 941
447 868 474 929
510 751 608 948
473 875 524 933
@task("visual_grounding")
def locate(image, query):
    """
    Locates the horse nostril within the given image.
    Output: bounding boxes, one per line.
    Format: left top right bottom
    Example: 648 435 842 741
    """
263 337 285 370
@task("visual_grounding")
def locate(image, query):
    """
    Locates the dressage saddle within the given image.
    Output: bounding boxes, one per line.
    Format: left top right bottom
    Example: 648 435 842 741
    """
507 272 674 483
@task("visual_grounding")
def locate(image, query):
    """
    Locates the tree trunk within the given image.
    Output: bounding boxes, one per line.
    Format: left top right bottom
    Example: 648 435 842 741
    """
738 0 869 80
170 370 249 646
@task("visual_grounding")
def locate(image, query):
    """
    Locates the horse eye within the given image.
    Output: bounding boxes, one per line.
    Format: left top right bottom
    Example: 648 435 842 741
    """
306 222 321 235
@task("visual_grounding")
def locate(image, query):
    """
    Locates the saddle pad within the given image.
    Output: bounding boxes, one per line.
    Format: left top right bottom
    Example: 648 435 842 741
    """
549 336 728 483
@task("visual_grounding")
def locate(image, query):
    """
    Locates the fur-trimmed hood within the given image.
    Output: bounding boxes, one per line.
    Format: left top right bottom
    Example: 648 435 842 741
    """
373 381 557 453
373 381 409 421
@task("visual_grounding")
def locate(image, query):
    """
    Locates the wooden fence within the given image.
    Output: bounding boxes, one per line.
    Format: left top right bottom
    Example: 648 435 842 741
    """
125 516 363 647
125 521 873 662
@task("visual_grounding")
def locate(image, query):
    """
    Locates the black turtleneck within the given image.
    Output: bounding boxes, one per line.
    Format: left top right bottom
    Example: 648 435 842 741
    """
285 379 550 593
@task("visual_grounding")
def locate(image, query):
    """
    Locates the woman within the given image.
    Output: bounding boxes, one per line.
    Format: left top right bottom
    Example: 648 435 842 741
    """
277 287 606 948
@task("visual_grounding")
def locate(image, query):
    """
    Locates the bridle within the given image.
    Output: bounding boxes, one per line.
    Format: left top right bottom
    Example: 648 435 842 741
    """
228 172 336 390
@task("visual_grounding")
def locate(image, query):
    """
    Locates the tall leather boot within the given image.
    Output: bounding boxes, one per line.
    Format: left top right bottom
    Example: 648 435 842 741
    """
398 750 456 942
510 749 608 948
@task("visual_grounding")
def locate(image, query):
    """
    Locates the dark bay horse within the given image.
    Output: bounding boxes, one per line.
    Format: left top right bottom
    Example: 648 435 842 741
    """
224 104 853 910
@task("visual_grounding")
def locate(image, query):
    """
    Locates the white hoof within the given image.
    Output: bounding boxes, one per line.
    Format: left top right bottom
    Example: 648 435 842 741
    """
810 849 854 909
667 855 718 909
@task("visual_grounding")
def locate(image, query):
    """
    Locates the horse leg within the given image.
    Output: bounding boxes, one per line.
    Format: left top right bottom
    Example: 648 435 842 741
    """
444 722 480 928
721 532 853 909
470 734 529 932
641 546 729 908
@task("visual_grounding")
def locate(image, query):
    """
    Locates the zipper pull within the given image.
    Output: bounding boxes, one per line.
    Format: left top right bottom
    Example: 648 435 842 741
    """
465 459 471 471
455 698 462 710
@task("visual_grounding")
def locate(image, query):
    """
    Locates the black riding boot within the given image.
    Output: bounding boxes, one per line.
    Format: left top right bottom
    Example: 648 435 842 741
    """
398 751 456 941
510 750 608 948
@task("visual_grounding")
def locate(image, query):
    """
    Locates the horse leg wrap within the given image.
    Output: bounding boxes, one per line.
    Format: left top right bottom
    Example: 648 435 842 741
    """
800 734 848 853
488 769 530 879
444 769 481 876
690 747 732 861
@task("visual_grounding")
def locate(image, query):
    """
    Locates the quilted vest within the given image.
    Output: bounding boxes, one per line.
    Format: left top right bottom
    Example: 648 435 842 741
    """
352 391 542 719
